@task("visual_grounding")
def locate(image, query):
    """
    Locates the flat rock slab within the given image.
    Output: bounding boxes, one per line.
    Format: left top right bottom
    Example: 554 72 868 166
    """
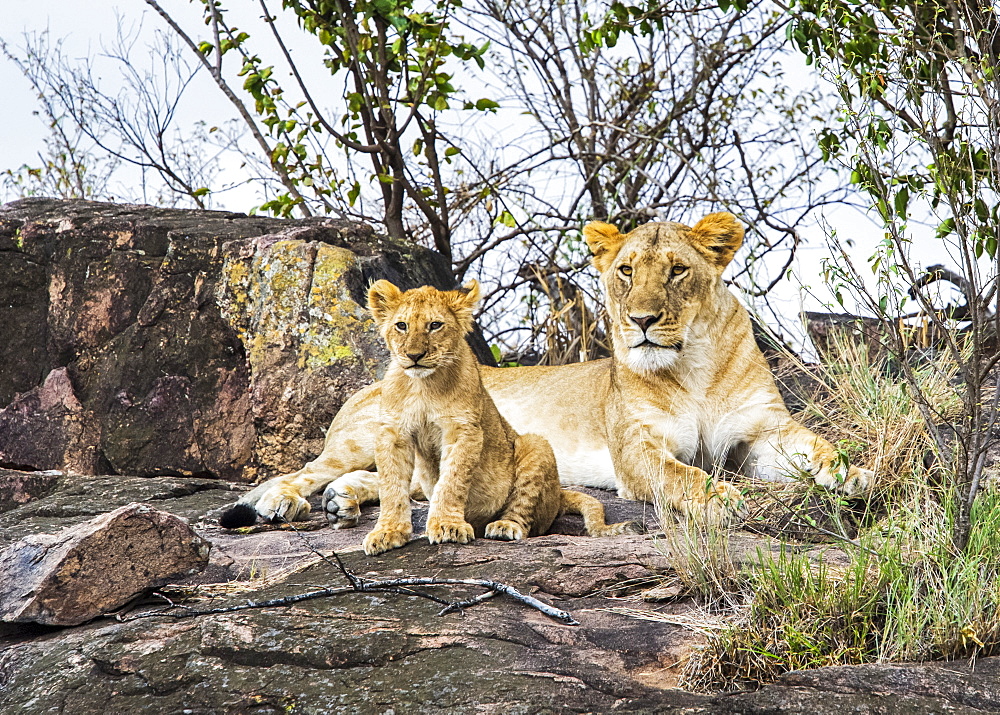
1 472 998 713
0 502 211 626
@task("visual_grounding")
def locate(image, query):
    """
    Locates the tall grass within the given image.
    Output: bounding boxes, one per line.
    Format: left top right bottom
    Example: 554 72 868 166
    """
677 335 1000 691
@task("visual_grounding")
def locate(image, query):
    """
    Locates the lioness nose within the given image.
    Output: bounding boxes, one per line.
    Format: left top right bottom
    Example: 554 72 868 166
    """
630 314 660 332
407 351 426 363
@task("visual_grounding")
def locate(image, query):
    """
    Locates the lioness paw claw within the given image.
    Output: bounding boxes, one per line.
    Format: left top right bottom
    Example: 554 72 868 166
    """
814 465 874 496
427 517 475 545
363 525 412 555
681 482 745 526
323 483 361 529
843 467 874 496
485 519 526 541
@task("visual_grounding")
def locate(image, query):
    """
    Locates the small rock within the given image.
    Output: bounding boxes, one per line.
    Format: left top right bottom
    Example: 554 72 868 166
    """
640 582 684 602
0 468 63 512
0 502 210 626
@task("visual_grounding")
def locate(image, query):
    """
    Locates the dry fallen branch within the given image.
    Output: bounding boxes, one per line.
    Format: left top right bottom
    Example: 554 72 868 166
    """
114 517 578 625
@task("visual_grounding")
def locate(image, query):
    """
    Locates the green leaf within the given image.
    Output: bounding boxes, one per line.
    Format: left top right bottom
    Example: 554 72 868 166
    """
986 235 998 259
495 210 516 228
935 217 956 239
474 98 500 112
347 181 361 206
893 186 909 217
444 146 461 157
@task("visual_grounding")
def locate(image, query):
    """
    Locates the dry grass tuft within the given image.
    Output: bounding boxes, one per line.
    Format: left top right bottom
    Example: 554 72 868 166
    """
673 335 1000 691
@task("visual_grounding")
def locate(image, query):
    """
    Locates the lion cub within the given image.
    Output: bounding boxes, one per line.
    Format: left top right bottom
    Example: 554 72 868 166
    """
363 280 634 556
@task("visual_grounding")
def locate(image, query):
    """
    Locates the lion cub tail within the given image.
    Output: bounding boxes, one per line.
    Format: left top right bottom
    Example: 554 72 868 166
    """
560 489 640 536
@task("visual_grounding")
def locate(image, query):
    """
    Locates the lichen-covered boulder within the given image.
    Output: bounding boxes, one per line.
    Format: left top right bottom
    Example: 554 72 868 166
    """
0 199 483 481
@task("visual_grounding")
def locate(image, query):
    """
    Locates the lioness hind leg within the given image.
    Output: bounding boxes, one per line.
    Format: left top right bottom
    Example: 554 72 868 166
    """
485 433 561 540
561 489 641 536
322 470 380 528
220 465 320 527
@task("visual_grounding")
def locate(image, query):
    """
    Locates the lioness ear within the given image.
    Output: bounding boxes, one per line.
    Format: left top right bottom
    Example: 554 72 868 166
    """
690 212 744 268
448 279 480 331
583 221 625 274
367 279 403 325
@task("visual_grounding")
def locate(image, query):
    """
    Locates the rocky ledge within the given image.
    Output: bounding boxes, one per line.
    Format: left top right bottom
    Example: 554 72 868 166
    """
1 471 997 714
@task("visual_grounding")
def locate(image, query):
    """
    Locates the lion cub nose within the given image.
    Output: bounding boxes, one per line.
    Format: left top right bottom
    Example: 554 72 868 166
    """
406 351 427 364
630 314 661 332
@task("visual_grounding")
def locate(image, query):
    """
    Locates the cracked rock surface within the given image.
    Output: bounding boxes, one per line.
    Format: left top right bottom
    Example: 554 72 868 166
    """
2 472 998 713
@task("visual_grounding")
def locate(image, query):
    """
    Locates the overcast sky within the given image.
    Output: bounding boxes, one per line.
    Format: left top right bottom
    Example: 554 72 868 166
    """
2 0 971 350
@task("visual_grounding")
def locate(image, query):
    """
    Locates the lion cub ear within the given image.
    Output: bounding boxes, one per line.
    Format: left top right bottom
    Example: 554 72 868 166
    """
583 221 625 274
368 280 404 325
690 212 744 268
448 279 481 332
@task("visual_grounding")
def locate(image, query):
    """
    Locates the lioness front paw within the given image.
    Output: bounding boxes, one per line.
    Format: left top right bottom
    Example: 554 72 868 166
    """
591 520 644 537
846 467 874 495
363 524 412 555
682 482 745 526
485 519 527 541
323 483 361 529
814 465 874 496
426 517 475 545
256 489 311 523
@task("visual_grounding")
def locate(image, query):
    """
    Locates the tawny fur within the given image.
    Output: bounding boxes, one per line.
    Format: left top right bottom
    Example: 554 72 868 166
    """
223 212 873 528
360 280 633 556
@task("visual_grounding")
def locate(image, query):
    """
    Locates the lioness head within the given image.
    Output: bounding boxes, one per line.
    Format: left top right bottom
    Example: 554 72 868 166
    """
583 212 744 374
368 279 481 378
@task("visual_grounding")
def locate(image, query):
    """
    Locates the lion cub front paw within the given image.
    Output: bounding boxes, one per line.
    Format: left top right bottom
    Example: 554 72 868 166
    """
363 525 412 555
485 519 527 541
323 483 361 529
426 517 475 545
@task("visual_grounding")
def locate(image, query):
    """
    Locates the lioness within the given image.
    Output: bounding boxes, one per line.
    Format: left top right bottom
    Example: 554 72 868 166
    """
221 212 872 528
353 279 632 555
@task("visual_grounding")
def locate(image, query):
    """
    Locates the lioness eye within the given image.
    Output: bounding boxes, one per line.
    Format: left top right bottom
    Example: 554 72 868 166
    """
395 321 407 331
619 265 633 277
671 265 687 276
428 321 444 331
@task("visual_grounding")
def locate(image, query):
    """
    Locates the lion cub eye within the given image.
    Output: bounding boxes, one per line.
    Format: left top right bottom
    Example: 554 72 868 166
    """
618 265 633 277
671 265 687 277
394 321 407 332
428 321 444 331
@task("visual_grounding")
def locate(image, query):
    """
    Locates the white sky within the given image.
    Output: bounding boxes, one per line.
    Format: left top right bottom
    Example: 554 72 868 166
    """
0 0 977 352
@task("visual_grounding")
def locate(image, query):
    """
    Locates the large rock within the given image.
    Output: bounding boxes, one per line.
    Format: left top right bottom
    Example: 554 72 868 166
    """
0 472 996 713
0 502 210 626
0 198 487 481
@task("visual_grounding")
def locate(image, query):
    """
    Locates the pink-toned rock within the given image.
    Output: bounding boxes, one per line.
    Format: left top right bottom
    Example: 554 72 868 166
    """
0 502 210 626
0 368 100 474
0 468 63 512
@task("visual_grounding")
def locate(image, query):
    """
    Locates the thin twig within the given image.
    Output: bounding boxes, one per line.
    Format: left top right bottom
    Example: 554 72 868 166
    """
115 516 578 625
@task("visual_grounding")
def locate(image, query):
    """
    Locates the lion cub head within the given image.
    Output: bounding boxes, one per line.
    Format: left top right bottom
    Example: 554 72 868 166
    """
583 212 744 374
368 280 481 378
